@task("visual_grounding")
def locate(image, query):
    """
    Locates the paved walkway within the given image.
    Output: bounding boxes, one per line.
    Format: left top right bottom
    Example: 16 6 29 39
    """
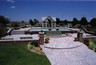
0 34 39 42
44 37 82 49
41 37 96 65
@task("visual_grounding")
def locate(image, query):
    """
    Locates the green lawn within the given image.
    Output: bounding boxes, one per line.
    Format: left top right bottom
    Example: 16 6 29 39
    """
89 40 96 51
0 44 51 65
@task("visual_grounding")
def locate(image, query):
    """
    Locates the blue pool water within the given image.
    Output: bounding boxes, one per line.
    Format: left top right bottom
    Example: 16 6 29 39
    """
30 27 70 32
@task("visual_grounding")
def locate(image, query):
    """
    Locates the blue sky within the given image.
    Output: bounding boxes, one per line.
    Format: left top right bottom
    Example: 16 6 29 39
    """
0 0 96 22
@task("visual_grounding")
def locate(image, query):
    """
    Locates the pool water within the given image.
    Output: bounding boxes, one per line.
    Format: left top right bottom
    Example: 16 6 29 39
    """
30 27 70 32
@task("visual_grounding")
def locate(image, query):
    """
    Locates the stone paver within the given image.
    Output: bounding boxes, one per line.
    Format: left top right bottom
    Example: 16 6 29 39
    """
1 34 39 41
41 37 96 65
44 37 82 49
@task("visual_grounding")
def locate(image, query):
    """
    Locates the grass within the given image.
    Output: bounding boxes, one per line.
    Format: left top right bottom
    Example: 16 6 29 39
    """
89 40 96 51
93 41 96 45
0 44 51 65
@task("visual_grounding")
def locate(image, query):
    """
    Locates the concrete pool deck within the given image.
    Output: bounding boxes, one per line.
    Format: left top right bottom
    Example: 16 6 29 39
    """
0 34 39 42
41 36 96 65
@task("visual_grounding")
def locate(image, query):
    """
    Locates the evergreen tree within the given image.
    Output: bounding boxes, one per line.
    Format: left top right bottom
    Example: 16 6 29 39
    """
72 18 79 26
80 16 88 26
90 18 96 27
63 19 68 25
29 19 34 26
34 19 39 25
22 20 24 23
0 15 10 26
56 18 60 24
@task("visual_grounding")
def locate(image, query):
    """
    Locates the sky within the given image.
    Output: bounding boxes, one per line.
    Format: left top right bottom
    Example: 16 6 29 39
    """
0 0 96 22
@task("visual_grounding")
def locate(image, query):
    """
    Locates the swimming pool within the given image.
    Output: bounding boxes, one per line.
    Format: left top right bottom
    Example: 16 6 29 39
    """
26 27 74 34
30 27 70 32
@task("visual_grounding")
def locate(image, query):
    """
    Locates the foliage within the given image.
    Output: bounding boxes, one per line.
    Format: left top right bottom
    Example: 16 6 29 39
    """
0 15 10 26
45 37 50 43
29 19 34 26
90 18 96 27
89 40 96 51
0 26 8 35
34 19 39 24
21 20 24 23
63 19 68 25
56 18 60 24
0 26 5 34
0 44 51 65
45 39 49 43
80 16 88 26
28 42 44 55
46 37 50 40
43 21 46 23
29 19 39 26
56 24 60 27
56 18 69 26
72 18 79 26
11 22 20 28
30 41 38 47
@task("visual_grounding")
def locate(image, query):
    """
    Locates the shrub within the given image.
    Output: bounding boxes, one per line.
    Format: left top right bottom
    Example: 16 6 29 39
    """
45 38 49 43
0 26 4 34
83 40 89 46
30 41 38 47
0 26 7 36
89 40 96 51
46 37 50 40
45 37 50 43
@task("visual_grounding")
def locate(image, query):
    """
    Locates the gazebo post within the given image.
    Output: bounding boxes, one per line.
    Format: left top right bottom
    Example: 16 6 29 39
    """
54 22 56 27
46 21 47 28
42 22 43 27
51 21 53 28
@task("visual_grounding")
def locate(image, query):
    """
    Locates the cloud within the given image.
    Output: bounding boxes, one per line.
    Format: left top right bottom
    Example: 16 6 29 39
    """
10 6 15 8
7 0 14 3
11 0 14 3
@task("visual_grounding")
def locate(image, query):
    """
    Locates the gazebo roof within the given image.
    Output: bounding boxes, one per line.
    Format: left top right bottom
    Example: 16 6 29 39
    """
42 16 56 22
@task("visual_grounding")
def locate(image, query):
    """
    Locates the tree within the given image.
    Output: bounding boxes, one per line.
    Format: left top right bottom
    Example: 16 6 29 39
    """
43 21 46 23
11 22 20 29
34 19 39 25
22 20 24 23
90 18 96 27
0 26 4 34
56 18 60 24
72 18 79 27
63 19 68 25
0 15 10 26
5 18 10 24
80 16 88 26
29 19 34 26
0 16 6 24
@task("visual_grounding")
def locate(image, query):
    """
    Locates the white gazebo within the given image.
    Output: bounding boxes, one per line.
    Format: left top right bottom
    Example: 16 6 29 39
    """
42 16 56 28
